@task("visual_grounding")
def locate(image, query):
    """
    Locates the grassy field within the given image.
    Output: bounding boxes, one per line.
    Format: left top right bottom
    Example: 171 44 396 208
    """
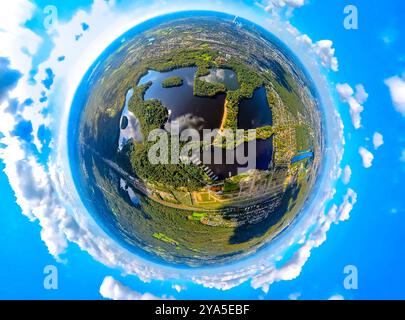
295 124 312 152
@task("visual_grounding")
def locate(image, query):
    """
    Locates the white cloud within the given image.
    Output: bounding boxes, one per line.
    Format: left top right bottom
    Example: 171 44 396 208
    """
337 188 357 222
0 0 46 151
342 165 351 185
384 75 405 116
296 35 338 72
372 132 384 150
313 40 339 72
288 292 302 300
296 34 312 46
172 284 186 293
100 276 171 300
249 188 356 292
264 0 305 9
284 21 300 37
0 137 69 257
0 0 42 74
328 294 344 300
354 84 369 104
336 83 368 129
0 0 178 280
0 0 34 30
359 147 374 168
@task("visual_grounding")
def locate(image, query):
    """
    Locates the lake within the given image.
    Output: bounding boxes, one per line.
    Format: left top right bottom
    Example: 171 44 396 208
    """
131 67 273 178
201 138 273 180
291 151 314 164
139 67 229 132
200 68 239 90
237 86 273 129
118 88 143 151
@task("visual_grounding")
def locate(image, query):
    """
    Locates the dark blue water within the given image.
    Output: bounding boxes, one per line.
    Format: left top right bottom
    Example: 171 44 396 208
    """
237 86 273 129
138 68 273 179
291 151 314 163
199 68 239 90
139 67 228 131
203 138 273 180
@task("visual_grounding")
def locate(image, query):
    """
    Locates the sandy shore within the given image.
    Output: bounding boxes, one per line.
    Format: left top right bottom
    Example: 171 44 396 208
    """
219 99 228 131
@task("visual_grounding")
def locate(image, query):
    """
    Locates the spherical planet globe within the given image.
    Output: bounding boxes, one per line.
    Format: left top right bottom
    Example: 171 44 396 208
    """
69 12 323 267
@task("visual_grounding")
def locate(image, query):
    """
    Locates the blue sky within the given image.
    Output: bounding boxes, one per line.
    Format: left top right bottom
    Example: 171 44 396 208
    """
0 0 404 300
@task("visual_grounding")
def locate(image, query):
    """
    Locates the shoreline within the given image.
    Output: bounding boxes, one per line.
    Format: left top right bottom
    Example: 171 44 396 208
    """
219 99 228 131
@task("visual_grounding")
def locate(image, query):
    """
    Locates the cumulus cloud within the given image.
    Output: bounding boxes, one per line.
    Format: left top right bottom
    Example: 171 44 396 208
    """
384 75 405 116
372 132 384 150
248 188 356 293
342 165 351 185
263 0 305 10
265 2 339 75
0 0 177 280
0 0 35 30
296 35 338 72
0 137 70 257
336 83 368 129
312 40 339 72
0 0 47 151
100 276 171 300
296 34 312 46
288 292 301 300
0 57 22 103
359 147 374 168
338 188 357 222
354 84 369 104
0 0 42 74
172 284 186 293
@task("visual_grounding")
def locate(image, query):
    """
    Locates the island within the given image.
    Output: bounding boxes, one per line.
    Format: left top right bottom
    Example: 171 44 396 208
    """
161 76 183 88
